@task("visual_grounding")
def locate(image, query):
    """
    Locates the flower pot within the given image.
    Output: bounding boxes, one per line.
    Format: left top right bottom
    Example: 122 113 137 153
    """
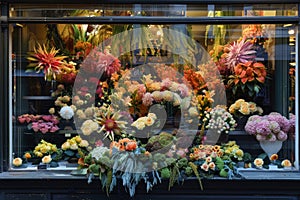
259 140 283 159
204 129 229 145
234 116 249 131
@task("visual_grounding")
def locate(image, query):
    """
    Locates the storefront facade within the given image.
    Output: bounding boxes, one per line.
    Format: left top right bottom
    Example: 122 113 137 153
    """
0 0 300 199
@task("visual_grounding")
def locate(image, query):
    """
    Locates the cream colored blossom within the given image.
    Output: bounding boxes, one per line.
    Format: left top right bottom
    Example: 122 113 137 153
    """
42 155 52 164
79 140 89 147
208 162 216 170
281 159 292 167
49 107 55 115
70 144 78 150
248 102 257 113
254 158 264 168
162 91 173 102
147 113 157 120
12 157 23 167
132 120 146 130
201 162 209 171
145 116 155 126
61 141 71 150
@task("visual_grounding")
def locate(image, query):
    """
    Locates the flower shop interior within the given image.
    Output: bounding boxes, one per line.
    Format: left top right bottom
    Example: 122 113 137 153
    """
0 0 299 199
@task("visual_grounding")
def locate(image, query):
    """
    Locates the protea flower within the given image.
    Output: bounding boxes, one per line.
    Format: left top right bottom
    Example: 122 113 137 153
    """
225 38 256 70
96 106 127 141
27 43 67 81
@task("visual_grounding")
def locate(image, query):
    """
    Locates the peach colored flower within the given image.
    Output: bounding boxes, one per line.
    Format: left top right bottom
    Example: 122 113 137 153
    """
201 163 209 171
13 157 23 167
208 162 216 170
42 155 52 164
281 159 292 167
254 158 264 168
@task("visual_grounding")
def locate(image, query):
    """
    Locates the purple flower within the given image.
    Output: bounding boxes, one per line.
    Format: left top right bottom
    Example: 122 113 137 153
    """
268 112 290 133
255 119 272 136
245 120 257 135
277 131 288 141
245 112 291 142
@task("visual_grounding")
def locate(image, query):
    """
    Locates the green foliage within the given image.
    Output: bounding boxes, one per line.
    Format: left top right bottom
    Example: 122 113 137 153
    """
160 168 171 179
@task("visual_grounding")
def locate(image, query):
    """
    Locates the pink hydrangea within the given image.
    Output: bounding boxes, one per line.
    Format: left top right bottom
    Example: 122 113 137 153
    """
245 112 292 142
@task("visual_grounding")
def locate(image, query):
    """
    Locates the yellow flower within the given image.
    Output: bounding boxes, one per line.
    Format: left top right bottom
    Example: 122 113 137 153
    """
51 145 57 152
79 140 89 147
254 158 264 168
235 99 245 108
149 82 161 91
13 157 23 167
61 141 71 150
228 104 236 114
42 155 52 164
74 135 82 143
239 102 250 115
49 107 55 114
62 95 70 102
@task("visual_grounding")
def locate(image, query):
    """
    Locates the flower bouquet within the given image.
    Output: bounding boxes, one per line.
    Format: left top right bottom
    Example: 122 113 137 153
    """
229 99 263 130
61 135 89 164
203 106 237 145
245 112 292 165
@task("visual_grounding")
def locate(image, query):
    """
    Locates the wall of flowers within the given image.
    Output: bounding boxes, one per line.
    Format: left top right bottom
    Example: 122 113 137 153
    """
9 6 297 197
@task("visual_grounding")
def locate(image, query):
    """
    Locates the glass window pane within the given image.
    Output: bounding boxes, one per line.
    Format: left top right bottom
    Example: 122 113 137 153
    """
9 4 297 183
9 3 298 18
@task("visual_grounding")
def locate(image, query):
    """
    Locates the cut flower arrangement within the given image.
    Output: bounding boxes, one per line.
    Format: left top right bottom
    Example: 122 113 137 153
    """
14 23 295 197
245 112 291 142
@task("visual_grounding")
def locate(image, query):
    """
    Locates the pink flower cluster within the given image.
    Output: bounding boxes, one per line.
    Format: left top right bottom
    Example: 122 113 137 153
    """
18 114 60 134
245 112 291 142
80 49 121 77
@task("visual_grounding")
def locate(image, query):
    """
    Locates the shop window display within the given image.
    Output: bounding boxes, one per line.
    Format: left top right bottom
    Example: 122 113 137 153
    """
6 3 298 197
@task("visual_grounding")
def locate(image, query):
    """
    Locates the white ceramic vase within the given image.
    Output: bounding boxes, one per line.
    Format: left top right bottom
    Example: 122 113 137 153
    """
259 140 283 159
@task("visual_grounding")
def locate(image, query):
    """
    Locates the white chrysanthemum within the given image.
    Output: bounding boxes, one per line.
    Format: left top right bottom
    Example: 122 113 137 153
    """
59 106 74 120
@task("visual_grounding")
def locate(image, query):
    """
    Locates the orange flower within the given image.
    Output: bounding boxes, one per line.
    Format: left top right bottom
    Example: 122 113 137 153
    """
270 154 278 161
24 152 32 159
125 141 137 151
77 157 85 166
233 61 266 85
